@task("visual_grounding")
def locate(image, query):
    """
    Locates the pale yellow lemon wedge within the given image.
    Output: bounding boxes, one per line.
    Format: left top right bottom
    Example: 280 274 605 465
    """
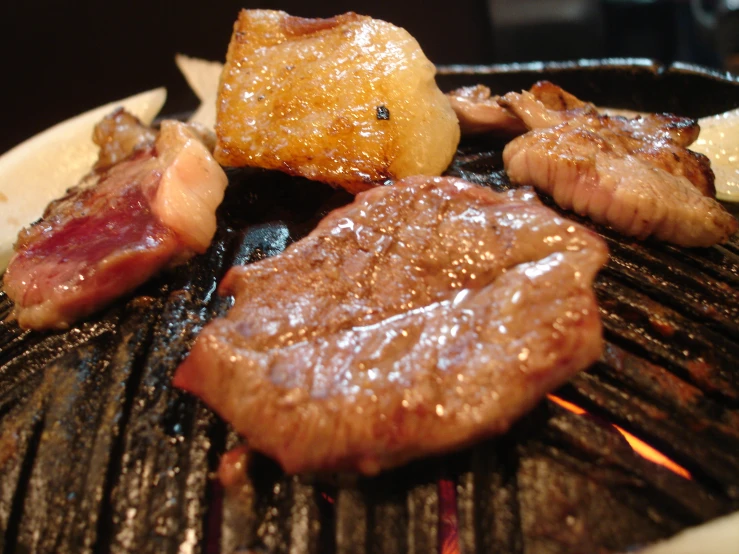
175 54 223 129
0 88 166 270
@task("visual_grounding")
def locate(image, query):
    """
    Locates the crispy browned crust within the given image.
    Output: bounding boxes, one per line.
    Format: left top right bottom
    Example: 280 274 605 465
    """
279 12 361 36
214 9 459 193
530 80 592 112
92 108 156 171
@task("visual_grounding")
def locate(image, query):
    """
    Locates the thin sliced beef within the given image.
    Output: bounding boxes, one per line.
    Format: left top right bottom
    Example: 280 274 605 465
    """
528 80 702 147
503 122 736 246
450 79 701 149
528 80 592 113
174 176 608 475
526 81 702 148
446 85 527 136
3 119 228 330
500 86 714 195
499 84 736 246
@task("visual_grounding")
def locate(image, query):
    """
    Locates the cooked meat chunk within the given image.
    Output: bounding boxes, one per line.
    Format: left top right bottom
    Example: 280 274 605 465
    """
3 119 228 330
450 79 701 151
609 112 701 148
529 80 592 113
447 80 594 137
174 176 608 475
503 121 736 246
500 85 711 193
632 141 715 197
93 108 158 170
499 85 736 246
517 81 701 147
215 10 460 194
447 85 527 135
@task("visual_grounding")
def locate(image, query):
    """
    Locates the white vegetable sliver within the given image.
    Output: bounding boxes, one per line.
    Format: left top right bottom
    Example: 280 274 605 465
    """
175 54 223 130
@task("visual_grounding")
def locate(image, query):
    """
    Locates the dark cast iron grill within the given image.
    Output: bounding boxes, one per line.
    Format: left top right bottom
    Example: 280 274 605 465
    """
0 60 738 554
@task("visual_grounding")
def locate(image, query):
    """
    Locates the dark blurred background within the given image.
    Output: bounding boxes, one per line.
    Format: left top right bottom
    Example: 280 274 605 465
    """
2 0 737 155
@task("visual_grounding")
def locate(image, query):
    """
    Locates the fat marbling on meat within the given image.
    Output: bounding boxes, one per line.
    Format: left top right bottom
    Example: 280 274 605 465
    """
174 176 608 475
499 83 737 246
3 115 228 330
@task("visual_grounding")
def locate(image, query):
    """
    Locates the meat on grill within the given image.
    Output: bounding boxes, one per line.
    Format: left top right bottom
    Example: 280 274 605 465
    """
174 176 608 475
446 85 527 135
524 81 702 148
3 117 228 330
215 10 460 194
92 108 158 170
501 85 712 193
449 80 701 148
499 85 737 246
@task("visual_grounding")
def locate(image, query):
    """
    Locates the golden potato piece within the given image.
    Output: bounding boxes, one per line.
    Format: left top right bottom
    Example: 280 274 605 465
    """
215 10 460 193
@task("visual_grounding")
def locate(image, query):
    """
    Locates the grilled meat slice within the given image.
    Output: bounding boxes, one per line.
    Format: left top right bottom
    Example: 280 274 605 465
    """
499 86 710 191
511 81 701 147
529 80 593 113
3 119 228 330
446 81 592 137
449 79 701 150
632 142 715 197
447 85 527 135
215 10 460 194
503 121 736 246
174 176 608 475
499 86 736 246
607 112 701 148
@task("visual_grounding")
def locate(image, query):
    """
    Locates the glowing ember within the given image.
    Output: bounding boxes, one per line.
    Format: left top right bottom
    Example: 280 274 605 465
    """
438 479 460 554
548 395 692 480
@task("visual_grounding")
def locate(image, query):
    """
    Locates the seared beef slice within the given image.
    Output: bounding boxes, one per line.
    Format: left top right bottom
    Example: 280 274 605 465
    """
175 176 608 475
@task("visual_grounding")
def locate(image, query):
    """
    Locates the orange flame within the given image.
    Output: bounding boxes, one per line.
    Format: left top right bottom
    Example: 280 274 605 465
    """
548 395 691 480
